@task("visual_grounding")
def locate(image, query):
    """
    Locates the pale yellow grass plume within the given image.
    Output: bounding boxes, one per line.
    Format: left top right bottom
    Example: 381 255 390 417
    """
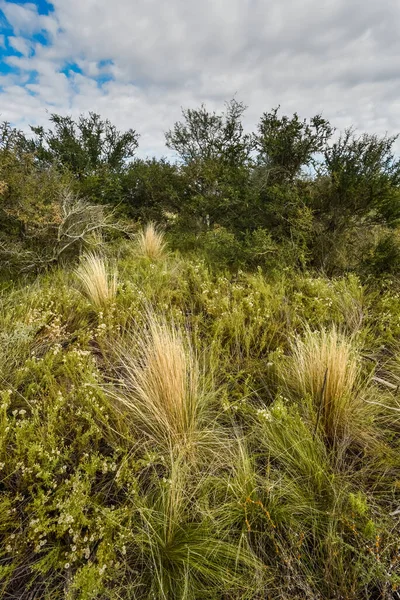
111 314 211 454
284 326 364 445
75 251 117 308
137 222 166 260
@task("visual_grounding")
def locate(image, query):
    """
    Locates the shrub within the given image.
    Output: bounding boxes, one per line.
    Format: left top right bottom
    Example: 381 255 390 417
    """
362 231 400 276
201 226 243 269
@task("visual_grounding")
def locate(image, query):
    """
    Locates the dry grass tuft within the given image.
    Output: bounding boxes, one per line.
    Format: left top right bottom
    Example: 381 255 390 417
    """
110 314 213 454
75 251 117 308
284 326 365 445
137 222 166 260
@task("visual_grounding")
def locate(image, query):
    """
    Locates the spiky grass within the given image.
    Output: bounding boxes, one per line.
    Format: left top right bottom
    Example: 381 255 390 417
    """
128 451 263 599
105 315 265 596
283 326 366 446
252 398 386 599
137 222 166 260
74 251 117 308
108 313 222 459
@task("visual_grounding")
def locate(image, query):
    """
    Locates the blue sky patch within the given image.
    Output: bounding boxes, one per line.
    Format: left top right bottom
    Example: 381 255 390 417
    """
61 62 82 77
96 59 114 85
31 31 50 46
4 0 54 16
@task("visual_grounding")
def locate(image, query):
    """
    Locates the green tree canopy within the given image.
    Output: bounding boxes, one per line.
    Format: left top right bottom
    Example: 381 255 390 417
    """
317 129 400 231
255 107 333 181
31 112 139 177
165 99 252 166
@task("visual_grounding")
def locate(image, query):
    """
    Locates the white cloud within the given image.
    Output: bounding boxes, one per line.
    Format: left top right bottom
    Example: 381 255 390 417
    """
8 35 32 56
0 0 399 157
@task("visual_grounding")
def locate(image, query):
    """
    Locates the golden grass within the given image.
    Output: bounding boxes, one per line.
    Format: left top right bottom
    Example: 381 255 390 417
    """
74 251 117 308
111 314 212 454
137 222 166 260
284 326 364 445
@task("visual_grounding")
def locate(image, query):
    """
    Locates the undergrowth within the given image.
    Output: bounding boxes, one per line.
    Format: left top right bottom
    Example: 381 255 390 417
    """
0 239 399 599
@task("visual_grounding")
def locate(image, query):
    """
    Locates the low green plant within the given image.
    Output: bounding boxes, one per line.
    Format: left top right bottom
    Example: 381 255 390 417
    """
1 228 399 600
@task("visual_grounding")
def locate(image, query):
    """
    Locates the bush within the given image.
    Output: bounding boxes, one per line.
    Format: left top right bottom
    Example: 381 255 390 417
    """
362 231 400 276
0 160 128 273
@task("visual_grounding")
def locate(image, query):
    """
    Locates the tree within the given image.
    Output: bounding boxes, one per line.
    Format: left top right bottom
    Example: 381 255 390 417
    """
164 100 253 231
245 108 331 264
0 121 35 156
319 129 400 230
307 129 400 272
255 107 333 182
165 99 252 166
121 158 183 221
31 112 139 177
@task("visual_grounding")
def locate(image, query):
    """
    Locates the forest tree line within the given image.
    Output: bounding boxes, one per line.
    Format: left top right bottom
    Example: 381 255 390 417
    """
1 99 400 275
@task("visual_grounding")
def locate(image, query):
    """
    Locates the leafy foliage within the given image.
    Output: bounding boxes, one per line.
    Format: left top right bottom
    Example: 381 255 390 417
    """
165 99 252 166
121 157 183 221
318 129 400 230
255 107 333 181
31 112 139 176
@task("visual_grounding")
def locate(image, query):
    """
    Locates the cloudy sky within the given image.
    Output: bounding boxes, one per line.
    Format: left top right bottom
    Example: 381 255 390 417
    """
0 0 399 157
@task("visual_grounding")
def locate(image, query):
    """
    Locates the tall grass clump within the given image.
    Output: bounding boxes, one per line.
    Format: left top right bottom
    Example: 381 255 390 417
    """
128 454 263 599
283 326 367 447
252 400 391 599
109 313 219 458
74 251 117 308
137 222 167 260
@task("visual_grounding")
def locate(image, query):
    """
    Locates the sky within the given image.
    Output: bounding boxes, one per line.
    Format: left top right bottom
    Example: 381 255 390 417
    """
0 0 399 158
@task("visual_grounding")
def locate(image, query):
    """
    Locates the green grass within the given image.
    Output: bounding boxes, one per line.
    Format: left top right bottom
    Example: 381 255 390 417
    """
0 245 400 599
